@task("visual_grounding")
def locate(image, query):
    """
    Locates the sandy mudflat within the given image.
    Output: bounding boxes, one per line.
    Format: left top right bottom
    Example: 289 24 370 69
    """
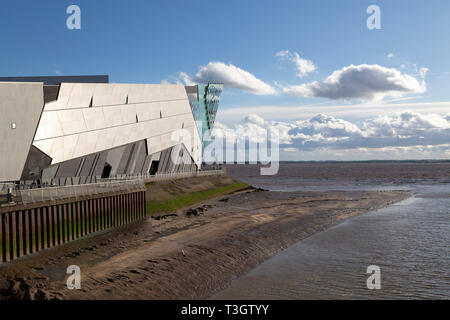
0 188 410 300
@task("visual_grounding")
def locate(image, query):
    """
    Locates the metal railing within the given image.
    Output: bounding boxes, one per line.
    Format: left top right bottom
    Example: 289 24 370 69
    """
0 183 16 205
102 169 225 183
18 179 145 205
0 183 15 193
5 169 224 205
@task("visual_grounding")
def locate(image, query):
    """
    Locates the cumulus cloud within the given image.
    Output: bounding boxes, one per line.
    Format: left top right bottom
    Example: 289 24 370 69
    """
363 112 450 141
276 50 316 78
211 111 450 157
419 67 429 78
177 72 195 86
179 62 277 96
283 64 427 101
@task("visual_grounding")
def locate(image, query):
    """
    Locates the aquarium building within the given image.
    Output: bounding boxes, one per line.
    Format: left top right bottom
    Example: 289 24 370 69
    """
0 76 222 184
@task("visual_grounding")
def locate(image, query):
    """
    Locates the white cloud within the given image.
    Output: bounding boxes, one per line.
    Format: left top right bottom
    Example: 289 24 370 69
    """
244 113 266 126
387 53 395 58
275 50 290 58
177 72 195 86
419 67 429 78
363 111 450 139
179 62 277 96
215 101 450 125
212 111 450 159
283 64 426 101
276 50 316 78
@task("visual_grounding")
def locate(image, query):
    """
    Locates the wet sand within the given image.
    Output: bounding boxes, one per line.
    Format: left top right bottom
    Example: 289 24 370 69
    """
0 187 410 300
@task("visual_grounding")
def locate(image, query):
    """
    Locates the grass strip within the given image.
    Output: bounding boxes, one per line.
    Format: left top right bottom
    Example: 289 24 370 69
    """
146 182 249 214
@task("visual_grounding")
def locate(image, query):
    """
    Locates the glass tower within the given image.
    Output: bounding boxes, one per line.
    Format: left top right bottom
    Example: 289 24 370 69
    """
186 83 223 151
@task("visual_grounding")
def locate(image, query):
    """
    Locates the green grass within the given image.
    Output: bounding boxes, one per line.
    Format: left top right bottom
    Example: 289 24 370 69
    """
146 182 249 215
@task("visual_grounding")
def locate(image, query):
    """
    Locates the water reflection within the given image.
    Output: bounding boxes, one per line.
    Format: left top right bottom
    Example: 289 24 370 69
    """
214 183 450 300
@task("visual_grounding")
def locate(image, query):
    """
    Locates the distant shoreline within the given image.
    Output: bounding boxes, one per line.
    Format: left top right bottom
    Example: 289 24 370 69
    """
224 162 450 183
206 160 450 165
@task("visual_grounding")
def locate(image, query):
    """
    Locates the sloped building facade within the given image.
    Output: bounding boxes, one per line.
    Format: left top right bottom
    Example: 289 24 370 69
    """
0 76 222 184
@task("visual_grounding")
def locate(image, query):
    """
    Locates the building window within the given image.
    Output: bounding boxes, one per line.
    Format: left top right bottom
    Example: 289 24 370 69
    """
160 111 162 118
101 163 112 179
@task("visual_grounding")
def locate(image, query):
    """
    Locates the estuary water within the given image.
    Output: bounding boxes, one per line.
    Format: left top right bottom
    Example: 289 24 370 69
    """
214 164 450 299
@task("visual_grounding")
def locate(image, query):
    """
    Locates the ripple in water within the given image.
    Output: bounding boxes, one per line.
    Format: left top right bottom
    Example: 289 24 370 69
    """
213 185 450 300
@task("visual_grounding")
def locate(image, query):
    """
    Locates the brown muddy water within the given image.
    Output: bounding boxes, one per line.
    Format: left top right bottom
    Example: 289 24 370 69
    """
214 163 450 299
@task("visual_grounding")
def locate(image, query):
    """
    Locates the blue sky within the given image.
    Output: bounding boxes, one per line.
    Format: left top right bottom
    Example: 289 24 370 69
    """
1 0 450 160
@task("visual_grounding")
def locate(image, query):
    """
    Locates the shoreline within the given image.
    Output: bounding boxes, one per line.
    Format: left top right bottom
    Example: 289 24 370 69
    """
0 187 411 300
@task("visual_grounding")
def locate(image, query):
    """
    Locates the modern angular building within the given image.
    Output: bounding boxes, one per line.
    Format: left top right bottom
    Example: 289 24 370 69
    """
0 76 222 185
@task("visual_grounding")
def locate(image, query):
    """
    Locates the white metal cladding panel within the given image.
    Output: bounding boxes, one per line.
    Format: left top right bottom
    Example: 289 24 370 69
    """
103 105 125 127
146 135 162 155
55 83 189 108
135 102 153 122
92 83 114 96
150 101 164 119
50 83 191 110
48 134 79 164
33 83 203 166
111 124 134 147
72 130 99 159
33 139 54 157
164 100 188 117
95 127 119 153
58 109 87 136
0 82 44 181
34 111 64 140
34 115 202 165
54 96 70 110
93 94 126 107
67 94 92 109
82 107 106 131
58 82 75 97
135 101 181 122
70 83 96 96
120 104 137 123
43 100 59 111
